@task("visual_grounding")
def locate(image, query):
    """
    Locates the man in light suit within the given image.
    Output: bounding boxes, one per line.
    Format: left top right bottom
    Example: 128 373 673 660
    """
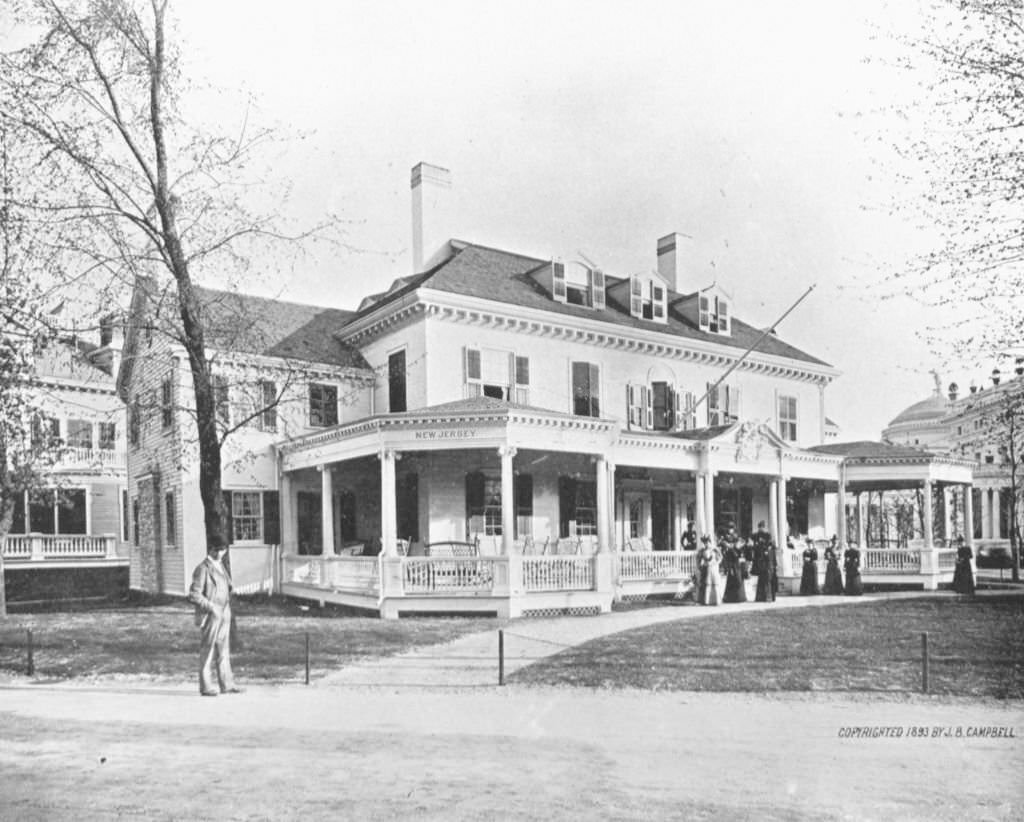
188 542 243 696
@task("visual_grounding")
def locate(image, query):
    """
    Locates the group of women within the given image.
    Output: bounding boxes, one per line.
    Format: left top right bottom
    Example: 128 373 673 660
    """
797 536 862 596
696 521 778 606
697 524 978 604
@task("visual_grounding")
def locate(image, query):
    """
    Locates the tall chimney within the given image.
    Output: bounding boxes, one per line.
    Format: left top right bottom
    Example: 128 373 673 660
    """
656 232 691 294
411 162 452 274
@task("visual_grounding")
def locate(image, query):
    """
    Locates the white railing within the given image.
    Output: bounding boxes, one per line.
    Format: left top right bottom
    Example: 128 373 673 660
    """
862 548 921 574
2 534 116 560
617 550 697 581
936 549 957 571
282 555 326 586
402 557 496 594
56 447 126 469
522 555 594 592
2 535 32 557
324 556 380 593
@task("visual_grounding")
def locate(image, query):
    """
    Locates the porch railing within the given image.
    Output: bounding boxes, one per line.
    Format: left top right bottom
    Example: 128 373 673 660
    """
282 555 381 594
618 550 697 581
2 534 117 560
936 549 957 571
56 447 126 470
522 555 594 592
402 557 496 594
862 548 921 574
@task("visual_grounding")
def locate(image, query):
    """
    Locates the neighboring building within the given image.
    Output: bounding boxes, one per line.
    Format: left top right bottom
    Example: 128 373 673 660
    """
122 163 974 615
884 366 1024 548
1 317 130 604
117 281 374 596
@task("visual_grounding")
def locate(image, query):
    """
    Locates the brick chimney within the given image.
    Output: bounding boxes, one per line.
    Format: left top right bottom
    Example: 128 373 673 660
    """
411 162 452 274
656 232 691 294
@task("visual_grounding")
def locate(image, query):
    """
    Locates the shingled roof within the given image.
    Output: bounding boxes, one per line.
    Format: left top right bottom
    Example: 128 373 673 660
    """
193 286 369 370
347 242 830 367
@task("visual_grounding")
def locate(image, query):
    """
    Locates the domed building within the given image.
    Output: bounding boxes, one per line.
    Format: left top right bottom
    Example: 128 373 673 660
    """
883 386 952 454
883 368 1023 557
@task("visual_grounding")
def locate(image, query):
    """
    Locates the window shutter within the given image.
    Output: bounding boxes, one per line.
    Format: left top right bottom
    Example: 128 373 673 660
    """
652 285 666 321
464 347 481 381
558 476 576 539
552 261 567 302
591 268 606 310
263 491 280 545
630 275 643 318
465 472 485 516
727 385 741 421
589 363 600 416
699 295 710 330
718 300 730 334
707 382 719 426
686 391 697 430
643 385 653 429
666 387 676 430
627 384 641 428
222 491 234 545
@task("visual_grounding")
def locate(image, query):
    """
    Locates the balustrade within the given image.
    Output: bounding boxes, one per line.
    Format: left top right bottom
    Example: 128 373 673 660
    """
402 557 496 594
617 550 697 581
2 534 113 559
522 555 595 592
862 548 921 573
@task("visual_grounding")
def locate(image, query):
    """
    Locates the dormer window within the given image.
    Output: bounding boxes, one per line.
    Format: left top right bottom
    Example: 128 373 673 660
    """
548 261 605 309
698 292 730 335
629 276 667 323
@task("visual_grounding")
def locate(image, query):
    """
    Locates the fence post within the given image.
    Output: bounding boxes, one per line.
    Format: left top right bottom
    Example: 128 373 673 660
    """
498 629 504 687
304 632 310 685
27 628 34 676
921 632 929 694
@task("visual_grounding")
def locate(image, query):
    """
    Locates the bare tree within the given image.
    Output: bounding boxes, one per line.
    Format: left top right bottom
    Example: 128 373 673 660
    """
883 1 1024 359
1 0 332 556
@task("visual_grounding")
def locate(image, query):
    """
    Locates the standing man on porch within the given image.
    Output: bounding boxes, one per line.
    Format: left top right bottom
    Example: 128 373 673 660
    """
189 542 243 696
752 521 777 603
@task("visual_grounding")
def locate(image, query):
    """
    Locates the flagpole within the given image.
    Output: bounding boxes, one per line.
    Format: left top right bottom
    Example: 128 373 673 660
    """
692 284 817 414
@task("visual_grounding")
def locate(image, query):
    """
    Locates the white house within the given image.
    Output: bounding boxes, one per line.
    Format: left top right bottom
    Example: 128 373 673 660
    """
1 317 130 604
122 163 975 616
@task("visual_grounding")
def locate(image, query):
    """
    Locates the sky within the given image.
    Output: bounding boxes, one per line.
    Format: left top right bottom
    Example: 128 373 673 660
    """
23 0 985 440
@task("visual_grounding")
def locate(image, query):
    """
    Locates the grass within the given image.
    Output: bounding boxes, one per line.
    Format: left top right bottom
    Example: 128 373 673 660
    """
0 594 497 683
510 595 1024 698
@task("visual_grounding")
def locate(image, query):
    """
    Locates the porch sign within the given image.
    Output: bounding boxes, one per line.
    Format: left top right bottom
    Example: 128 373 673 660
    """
412 427 484 441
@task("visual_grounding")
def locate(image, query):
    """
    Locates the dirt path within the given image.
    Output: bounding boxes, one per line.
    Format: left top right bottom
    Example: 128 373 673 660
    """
0 680 1021 821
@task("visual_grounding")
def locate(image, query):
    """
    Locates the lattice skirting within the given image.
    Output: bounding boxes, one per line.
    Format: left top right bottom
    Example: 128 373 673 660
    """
520 605 602 618
621 591 692 602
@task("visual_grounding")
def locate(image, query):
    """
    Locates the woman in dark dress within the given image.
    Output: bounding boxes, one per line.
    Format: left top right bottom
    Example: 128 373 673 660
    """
697 536 722 606
951 536 975 595
823 535 844 595
721 527 747 603
799 540 820 595
843 544 863 596
681 521 697 552
751 521 776 603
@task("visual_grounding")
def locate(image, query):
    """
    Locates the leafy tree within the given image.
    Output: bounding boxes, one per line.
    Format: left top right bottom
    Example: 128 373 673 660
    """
885 1 1023 359
1 0 330 559
0 131 64 616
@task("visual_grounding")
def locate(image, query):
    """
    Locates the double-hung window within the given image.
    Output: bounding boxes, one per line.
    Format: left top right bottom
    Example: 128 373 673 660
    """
778 395 798 442
464 348 530 403
259 380 278 432
626 384 697 431
66 419 92 449
572 362 600 417
99 422 116 451
161 377 174 428
629 276 668 322
231 491 262 542
388 349 407 412
308 383 338 427
707 383 740 426
698 293 730 335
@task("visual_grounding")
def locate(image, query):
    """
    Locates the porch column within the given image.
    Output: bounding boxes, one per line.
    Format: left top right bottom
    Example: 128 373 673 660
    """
703 472 716 544
942 486 953 543
991 487 1002 539
595 455 609 553
319 465 334 556
606 461 616 551
379 449 398 556
768 479 778 548
500 446 516 555
980 488 991 539
922 480 934 549
836 467 847 547
857 492 867 549
777 476 788 549
963 484 974 549
695 474 707 540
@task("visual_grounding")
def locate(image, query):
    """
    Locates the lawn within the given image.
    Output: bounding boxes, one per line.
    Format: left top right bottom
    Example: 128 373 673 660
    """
510 595 1024 698
0 594 497 683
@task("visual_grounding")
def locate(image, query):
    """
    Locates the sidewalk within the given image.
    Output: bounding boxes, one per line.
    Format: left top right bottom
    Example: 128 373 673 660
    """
321 589 992 689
